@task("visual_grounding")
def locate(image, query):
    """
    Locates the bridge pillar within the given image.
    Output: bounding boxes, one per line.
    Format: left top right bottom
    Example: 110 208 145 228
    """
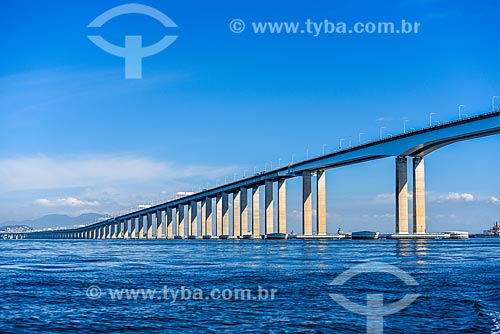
188 201 197 237
413 157 426 233
222 193 229 236
317 170 327 235
177 205 185 237
302 171 313 235
278 179 287 234
233 190 241 237
395 157 409 233
216 195 223 236
252 186 260 237
166 208 173 238
265 180 274 235
107 224 113 239
241 188 248 236
146 213 153 238
156 210 163 238
206 198 213 236
138 216 145 239
123 219 129 239
110 223 116 239
130 217 137 239
201 199 207 236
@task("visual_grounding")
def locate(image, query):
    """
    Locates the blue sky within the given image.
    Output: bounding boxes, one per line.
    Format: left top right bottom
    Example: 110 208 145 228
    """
0 0 499 232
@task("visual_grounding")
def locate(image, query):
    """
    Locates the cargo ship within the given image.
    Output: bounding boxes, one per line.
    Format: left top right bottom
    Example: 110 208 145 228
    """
471 222 500 238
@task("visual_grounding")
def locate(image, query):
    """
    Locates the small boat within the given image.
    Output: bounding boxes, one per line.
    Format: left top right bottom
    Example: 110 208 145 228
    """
202 235 212 240
218 235 229 240
265 233 287 240
444 231 469 239
351 231 380 239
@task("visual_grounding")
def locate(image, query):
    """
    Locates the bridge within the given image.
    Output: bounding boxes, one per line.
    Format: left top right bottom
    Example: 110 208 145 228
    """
22 111 500 240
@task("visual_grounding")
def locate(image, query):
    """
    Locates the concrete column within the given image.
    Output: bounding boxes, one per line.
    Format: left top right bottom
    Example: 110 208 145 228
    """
146 213 153 238
317 170 327 235
241 187 248 235
100 225 106 239
252 186 260 237
166 207 173 237
123 219 129 239
116 221 122 238
130 217 137 238
302 171 313 235
156 210 163 238
110 222 116 239
206 197 213 236
395 157 409 233
413 157 426 233
201 199 207 236
188 201 197 236
216 195 223 236
177 205 185 237
278 179 287 234
233 190 241 237
265 180 274 235
222 193 229 235
138 216 145 239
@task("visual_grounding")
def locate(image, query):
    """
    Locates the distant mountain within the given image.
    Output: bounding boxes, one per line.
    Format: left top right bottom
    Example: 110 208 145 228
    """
0 213 109 230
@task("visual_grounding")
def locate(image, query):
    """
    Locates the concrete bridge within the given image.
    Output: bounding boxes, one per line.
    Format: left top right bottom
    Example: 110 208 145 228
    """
26 111 500 240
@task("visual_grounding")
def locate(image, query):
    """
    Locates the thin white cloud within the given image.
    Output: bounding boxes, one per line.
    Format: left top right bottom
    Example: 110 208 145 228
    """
490 196 500 205
375 193 395 203
375 117 393 122
0 155 237 193
431 192 475 203
34 197 101 207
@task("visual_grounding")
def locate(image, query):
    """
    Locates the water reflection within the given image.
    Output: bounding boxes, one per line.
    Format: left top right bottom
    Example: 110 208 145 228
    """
396 239 428 264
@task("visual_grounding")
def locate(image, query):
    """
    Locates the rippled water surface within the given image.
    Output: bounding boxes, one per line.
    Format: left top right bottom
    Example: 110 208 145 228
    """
1 239 500 333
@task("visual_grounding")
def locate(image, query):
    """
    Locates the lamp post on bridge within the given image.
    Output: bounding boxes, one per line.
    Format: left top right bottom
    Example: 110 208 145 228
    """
403 119 409 133
339 138 345 149
322 144 328 155
429 113 437 126
493 96 499 112
459 105 466 119
358 133 364 144
379 127 386 139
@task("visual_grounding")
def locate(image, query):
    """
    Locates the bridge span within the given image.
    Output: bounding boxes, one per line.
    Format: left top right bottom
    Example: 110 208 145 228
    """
26 111 500 240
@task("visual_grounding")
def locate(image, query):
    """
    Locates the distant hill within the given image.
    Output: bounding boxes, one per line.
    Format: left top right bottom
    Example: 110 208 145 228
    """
0 213 108 230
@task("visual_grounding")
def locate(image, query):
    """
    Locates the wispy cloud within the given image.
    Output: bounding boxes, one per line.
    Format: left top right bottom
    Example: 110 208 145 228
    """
0 155 237 192
34 197 101 207
430 192 475 203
